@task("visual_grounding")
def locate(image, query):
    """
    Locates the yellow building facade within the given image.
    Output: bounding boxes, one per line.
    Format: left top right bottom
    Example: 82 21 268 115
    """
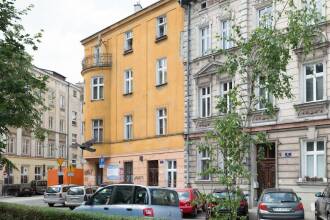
81 0 185 188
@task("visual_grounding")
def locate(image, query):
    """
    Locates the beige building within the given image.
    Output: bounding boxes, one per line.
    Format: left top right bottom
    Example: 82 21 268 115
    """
0 66 84 191
181 0 328 211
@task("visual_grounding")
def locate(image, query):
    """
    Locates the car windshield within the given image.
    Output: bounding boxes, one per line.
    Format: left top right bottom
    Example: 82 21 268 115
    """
262 192 298 203
46 186 60 193
178 192 190 200
213 192 239 199
68 187 84 195
150 189 179 207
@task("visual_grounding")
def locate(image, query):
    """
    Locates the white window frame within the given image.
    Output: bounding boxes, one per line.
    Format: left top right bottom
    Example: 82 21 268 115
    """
302 140 326 179
200 26 210 56
303 62 325 103
91 76 104 100
72 133 77 144
124 31 133 51
124 69 133 94
36 141 43 157
257 5 273 27
156 58 167 86
6 135 15 154
221 81 233 112
198 150 211 180
156 108 167 136
124 115 133 140
48 142 55 158
94 45 101 64
72 111 77 126
199 86 211 118
60 95 65 109
157 15 167 38
59 144 66 158
35 166 42 181
306 0 325 17
92 119 103 142
22 138 30 156
59 119 64 132
166 160 177 188
21 166 29 184
48 116 53 129
256 77 273 110
221 20 232 49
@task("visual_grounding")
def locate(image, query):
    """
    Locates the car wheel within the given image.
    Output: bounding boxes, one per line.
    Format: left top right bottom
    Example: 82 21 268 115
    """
69 206 75 210
48 203 54 207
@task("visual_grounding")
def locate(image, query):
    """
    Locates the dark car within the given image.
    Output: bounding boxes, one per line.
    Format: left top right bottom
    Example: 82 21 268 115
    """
176 188 203 217
315 186 330 220
257 188 304 220
208 188 248 218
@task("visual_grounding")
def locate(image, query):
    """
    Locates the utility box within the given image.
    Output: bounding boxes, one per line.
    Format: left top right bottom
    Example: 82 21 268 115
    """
47 168 84 186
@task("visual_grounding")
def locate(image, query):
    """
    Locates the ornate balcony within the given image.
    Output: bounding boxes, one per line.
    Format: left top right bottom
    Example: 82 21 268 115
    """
82 54 112 72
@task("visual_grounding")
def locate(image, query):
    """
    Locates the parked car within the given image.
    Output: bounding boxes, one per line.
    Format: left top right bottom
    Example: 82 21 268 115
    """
74 184 182 220
65 186 98 210
30 180 47 195
208 188 248 218
176 188 203 217
43 184 78 207
257 188 304 220
2 183 33 197
315 185 330 220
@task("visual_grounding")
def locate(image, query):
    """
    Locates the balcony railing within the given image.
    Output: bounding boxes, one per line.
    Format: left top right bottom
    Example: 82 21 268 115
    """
82 54 112 71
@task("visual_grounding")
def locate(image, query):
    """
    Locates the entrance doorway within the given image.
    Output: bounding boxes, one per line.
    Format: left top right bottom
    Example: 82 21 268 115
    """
148 160 159 186
257 143 276 198
96 164 103 186
124 161 133 183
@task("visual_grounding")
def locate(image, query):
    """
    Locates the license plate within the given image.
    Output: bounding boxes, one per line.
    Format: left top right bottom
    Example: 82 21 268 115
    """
273 208 291 212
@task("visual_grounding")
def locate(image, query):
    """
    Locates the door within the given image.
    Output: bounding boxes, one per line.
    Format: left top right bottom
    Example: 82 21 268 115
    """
87 186 114 215
257 143 276 198
96 164 103 186
124 161 133 183
148 160 159 186
105 185 135 216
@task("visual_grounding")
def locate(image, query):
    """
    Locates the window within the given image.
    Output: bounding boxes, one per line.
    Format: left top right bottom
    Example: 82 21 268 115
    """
167 160 177 188
257 5 272 27
303 140 325 179
222 81 233 113
124 115 133 140
81 122 85 135
124 161 133 183
134 186 148 205
93 119 103 142
72 133 77 144
91 186 113 205
306 0 325 17
73 90 77 98
124 31 133 51
124 69 133 94
36 141 43 157
201 0 207 10
157 15 167 38
59 119 64 132
60 95 65 110
257 77 273 110
91 76 104 100
200 86 211 117
21 166 29 183
6 135 15 154
4 165 13 184
48 116 53 129
156 58 167 86
72 111 77 126
221 20 232 49
199 150 210 180
304 62 324 102
112 185 134 204
59 144 66 158
156 108 167 135
48 142 55 158
150 189 179 206
22 138 30 155
94 46 101 64
35 166 42 181
200 26 210 55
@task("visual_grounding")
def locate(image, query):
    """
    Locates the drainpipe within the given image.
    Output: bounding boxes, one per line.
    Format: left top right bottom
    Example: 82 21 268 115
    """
186 2 192 187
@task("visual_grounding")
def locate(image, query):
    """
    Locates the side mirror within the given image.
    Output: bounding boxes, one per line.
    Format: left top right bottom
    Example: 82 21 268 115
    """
315 192 324 198
298 197 302 201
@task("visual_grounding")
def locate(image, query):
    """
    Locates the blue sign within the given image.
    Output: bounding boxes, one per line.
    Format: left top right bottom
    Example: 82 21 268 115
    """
107 164 120 180
99 156 105 168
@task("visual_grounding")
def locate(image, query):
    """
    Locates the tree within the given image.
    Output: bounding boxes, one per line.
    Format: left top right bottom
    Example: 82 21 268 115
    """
0 0 46 169
197 0 323 219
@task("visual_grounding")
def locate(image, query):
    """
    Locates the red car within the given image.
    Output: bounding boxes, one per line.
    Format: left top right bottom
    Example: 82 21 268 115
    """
176 188 203 217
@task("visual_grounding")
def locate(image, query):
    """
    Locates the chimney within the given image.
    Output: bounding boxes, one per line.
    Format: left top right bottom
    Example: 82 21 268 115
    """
134 2 142 12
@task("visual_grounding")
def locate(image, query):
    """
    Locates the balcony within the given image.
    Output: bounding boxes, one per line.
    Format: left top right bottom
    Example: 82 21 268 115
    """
82 54 112 72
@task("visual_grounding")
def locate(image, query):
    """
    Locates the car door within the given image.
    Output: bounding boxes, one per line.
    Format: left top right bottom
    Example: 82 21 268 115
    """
104 185 135 217
86 186 114 214
130 186 149 217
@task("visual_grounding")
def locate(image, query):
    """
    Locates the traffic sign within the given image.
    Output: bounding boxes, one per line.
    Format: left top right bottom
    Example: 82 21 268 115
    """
67 172 74 177
57 158 64 166
99 156 105 168
68 164 75 172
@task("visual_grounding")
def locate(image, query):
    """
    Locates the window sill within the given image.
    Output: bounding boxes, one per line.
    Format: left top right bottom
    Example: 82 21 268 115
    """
294 100 329 117
123 92 133 97
156 82 168 88
251 107 279 122
297 181 328 186
155 35 168 43
123 49 133 55
91 98 104 102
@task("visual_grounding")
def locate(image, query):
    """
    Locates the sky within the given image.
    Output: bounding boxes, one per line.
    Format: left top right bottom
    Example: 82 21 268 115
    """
16 0 158 84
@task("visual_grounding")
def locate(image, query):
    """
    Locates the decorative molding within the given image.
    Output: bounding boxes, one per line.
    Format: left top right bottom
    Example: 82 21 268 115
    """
294 101 329 118
251 108 278 122
192 116 218 130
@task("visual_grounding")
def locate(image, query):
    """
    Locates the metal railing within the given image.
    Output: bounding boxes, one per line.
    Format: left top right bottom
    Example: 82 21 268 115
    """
82 54 112 71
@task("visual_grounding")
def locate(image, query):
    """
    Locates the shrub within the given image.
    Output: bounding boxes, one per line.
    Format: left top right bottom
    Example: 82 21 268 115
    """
0 202 136 220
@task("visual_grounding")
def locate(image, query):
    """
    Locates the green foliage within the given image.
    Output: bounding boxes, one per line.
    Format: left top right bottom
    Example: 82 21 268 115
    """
197 0 322 219
0 0 46 168
0 202 136 220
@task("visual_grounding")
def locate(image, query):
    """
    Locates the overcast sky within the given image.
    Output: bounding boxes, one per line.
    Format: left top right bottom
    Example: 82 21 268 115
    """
16 0 158 84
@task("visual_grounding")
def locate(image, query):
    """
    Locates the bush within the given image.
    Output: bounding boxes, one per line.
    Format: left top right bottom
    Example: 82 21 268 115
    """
0 202 136 220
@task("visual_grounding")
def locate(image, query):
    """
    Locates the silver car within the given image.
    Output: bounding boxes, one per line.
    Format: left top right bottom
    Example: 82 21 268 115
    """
43 184 78 207
65 186 98 210
75 184 182 220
